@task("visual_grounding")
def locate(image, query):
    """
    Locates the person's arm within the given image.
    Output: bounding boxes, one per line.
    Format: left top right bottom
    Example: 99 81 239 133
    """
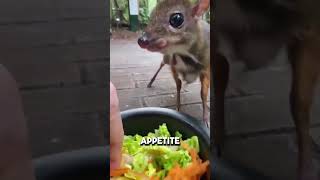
0 65 35 180
110 82 124 170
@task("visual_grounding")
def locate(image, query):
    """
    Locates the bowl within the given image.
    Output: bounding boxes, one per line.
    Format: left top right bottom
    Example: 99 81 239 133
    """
121 107 271 180
120 107 211 179
33 107 271 180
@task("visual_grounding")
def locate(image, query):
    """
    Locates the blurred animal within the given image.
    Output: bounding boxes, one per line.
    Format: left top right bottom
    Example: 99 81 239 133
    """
212 0 320 179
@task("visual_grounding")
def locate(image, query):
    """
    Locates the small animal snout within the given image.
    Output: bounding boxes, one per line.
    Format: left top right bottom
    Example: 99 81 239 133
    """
138 35 149 48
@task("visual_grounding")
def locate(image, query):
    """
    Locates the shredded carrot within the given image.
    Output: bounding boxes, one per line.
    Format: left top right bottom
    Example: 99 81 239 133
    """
110 167 129 177
180 141 190 150
151 176 161 180
164 142 210 180
111 142 209 179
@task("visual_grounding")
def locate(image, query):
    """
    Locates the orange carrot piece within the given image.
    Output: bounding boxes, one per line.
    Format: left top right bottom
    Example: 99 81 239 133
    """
164 142 210 180
110 168 129 177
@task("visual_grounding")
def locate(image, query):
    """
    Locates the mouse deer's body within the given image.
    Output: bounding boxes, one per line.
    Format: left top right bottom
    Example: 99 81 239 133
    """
138 0 210 127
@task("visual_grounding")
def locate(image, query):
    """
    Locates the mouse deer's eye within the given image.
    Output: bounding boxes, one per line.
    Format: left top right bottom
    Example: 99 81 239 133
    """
169 13 184 29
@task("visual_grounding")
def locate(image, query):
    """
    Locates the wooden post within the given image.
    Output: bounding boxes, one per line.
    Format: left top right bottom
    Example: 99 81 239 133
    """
128 0 139 32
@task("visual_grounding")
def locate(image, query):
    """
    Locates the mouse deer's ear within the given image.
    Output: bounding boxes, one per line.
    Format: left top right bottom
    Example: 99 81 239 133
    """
192 0 210 18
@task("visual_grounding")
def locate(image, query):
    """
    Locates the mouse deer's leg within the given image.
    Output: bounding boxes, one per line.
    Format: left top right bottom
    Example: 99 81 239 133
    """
200 67 210 127
212 53 229 157
147 61 165 88
147 55 170 88
288 36 320 180
171 66 182 112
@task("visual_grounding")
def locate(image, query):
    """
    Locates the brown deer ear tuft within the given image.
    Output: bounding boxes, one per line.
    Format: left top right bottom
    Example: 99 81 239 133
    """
192 0 210 17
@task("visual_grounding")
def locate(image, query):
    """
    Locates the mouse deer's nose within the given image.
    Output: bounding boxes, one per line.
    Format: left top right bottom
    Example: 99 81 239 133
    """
138 33 150 48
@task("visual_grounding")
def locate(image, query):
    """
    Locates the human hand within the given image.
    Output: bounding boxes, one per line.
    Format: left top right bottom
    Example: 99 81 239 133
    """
110 82 124 170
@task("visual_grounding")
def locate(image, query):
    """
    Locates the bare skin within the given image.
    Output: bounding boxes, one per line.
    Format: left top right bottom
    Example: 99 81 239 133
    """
110 82 124 170
0 65 35 180
0 72 125 177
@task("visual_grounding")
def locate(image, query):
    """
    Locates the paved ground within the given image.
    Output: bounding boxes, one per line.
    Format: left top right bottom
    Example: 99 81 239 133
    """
110 39 320 180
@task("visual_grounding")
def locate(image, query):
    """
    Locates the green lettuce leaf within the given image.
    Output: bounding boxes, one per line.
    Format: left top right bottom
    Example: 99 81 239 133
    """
121 123 201 180
184 136 200 153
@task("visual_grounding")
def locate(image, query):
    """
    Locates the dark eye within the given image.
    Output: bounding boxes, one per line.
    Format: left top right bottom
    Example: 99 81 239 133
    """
169 13 184 28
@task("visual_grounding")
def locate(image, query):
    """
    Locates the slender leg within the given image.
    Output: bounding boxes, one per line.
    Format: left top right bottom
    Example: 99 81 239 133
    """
288 37 320 180
171 66 182 111
212 53 230 157
147 61 165 88
200 67 211 127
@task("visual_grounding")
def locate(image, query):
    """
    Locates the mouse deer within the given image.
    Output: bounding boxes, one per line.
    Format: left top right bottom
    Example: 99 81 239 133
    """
137 0 211 127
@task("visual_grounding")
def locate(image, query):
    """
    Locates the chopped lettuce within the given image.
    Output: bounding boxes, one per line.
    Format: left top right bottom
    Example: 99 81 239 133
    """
132 153 148 173
154 124 171 137
184 136 200 153
122 136 140 155
121 123 201 179
175 131 183 139
145 163 156 177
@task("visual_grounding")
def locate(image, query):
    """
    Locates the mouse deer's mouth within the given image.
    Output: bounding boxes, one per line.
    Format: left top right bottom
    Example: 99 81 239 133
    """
146 38 168 52
138 35 168 52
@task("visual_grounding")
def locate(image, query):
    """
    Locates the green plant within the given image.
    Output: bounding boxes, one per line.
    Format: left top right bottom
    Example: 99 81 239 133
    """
139 0 150 25
111 0 129 24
